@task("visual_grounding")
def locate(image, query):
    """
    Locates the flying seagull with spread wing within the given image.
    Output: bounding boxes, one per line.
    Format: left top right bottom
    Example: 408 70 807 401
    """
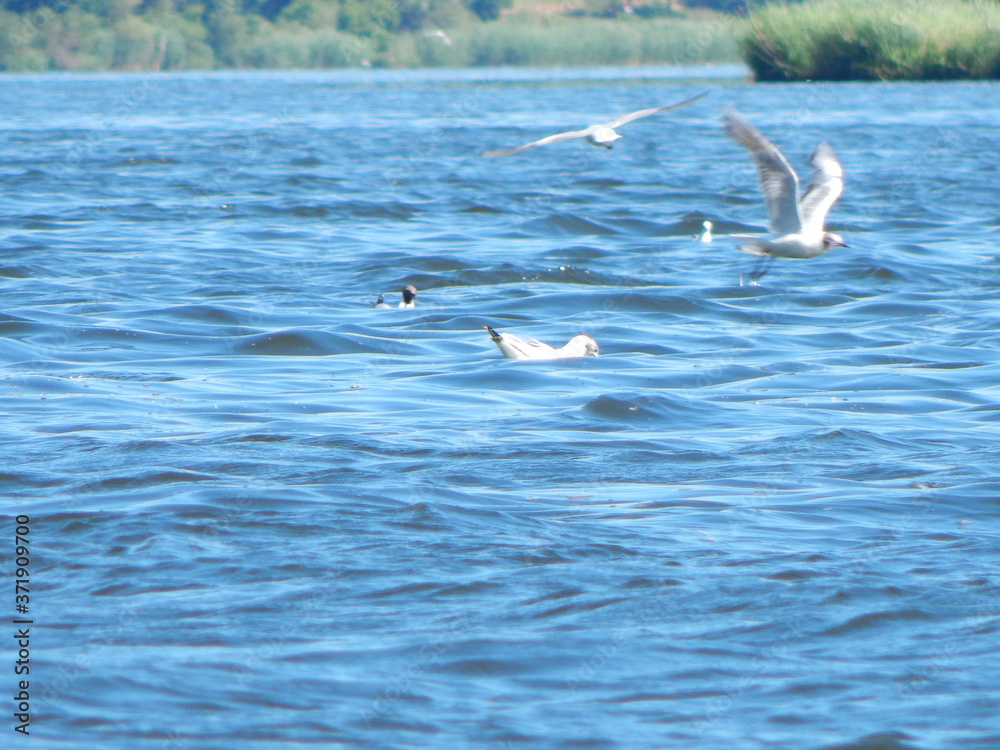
482 91 708 157
723 108 846 277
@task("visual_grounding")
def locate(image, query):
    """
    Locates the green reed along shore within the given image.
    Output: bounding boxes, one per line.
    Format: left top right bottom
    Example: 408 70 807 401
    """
388 17 739 69
744 0 1000 81
0 2 739 72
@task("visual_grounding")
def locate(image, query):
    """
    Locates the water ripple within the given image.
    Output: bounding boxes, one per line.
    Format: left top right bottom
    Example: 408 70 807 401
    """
4 70 999 750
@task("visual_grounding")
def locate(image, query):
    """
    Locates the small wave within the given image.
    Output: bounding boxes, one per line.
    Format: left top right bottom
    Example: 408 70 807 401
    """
119 156 181 167
459 203 505 214
77 469 219 495
255 200 417 220
817 731 920 750
583 393 714 423
821 609 934 637
0 264 35 279
847 300 950 318
519 213 619 237
232 329 420 356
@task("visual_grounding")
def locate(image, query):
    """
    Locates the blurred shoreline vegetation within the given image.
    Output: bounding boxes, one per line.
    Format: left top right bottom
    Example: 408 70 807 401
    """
744 0 1000 81
0 0 742 71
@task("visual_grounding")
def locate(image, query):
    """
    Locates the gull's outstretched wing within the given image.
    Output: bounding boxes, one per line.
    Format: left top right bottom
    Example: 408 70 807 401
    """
481 127 595 157
604 90 709 129
799 141 844 233
723 108 802 235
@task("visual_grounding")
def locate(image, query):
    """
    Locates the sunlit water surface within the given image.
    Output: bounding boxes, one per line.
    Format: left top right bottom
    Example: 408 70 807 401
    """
3 67 999 749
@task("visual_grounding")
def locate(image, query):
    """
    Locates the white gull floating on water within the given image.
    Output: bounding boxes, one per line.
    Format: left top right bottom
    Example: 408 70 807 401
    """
372 285 417 309
723 108 846 277
482 91 708 158
486 325 599 360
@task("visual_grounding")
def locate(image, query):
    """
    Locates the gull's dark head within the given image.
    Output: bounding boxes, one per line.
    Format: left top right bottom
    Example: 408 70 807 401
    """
485 325 502 344
402 285 418 304
823 232 847 249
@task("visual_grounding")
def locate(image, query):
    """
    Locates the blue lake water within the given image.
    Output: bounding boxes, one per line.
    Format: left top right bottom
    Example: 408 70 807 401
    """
3 66 999 749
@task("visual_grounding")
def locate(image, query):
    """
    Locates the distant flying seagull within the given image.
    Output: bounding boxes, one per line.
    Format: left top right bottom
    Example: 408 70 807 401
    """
723 108 845 277
486 325 599 360
372 285 418 309
482 91 708 157
424 29 452 45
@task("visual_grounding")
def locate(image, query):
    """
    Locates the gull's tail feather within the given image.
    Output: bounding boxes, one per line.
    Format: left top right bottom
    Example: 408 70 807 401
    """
729 234 769 257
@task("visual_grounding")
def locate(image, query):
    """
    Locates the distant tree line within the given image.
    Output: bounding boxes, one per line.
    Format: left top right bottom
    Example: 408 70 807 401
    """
0 0 520 69
0 0 744 70
1 0 515 26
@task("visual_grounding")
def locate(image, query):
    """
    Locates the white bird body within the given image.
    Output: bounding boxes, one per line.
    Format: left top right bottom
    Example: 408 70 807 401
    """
723 109 845 262
698 220 714 243
735 232 838 259
482 91 708 157
486 326 599 361
587 125 622 149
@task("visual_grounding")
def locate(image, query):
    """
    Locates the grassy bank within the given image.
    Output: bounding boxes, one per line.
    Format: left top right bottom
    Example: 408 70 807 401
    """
744 0 1000 81
388 16 740 68
0 2 740 72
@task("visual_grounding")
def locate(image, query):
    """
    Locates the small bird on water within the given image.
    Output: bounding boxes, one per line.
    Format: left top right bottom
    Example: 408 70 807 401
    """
723 108 846 278
697 220 714 243
486 325 599 360
372 285 418 309
482 91 708 157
